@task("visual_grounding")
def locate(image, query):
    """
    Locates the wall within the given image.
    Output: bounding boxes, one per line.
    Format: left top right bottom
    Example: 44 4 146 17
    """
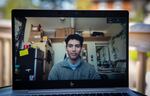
24 18 32 43
52 42 66 65
84 41 97 71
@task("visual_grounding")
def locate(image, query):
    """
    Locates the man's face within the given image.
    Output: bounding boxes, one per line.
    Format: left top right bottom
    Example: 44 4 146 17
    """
66 39 82 61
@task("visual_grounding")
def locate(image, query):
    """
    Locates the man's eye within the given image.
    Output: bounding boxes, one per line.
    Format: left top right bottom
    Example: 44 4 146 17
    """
68 45 73 47
75 45 81 48
67 44 81 48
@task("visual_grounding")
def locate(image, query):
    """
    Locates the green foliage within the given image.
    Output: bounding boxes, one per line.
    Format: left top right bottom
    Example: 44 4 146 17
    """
129 50 138 61
147 52 150 58
3 0 36 19
130 9 144 22
129 50 150 61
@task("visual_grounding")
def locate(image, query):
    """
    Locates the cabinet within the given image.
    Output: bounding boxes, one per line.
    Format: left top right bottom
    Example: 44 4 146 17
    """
29 31 43 42
28 24 43 42
31 41 54 80
55 27 75 37
17 48 44 81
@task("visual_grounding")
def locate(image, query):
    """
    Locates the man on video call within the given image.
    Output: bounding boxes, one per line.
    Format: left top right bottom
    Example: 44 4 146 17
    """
48 34 100 80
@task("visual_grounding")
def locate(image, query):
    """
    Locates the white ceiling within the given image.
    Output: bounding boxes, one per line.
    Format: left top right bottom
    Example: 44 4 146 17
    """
26 17 123 36
75 18 110 31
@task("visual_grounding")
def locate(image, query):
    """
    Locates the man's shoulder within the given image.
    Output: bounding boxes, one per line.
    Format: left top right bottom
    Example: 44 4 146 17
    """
81 60 94 68
53 60 66 67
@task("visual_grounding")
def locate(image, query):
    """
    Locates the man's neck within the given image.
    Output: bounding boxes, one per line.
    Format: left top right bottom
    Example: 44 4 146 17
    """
70 57 80 64
70 59 77 64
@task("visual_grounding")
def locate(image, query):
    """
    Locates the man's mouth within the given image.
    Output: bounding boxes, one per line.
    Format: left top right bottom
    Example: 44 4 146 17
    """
71 53 77 56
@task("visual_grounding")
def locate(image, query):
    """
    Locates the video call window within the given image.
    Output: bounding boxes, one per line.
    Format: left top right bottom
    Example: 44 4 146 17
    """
14 17 127 81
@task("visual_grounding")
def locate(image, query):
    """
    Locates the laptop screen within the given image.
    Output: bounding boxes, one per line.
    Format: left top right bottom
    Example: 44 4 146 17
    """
12 10 128 89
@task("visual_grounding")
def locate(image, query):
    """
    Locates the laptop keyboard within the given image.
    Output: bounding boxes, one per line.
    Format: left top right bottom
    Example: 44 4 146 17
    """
57 93 130 96
25 92 130 96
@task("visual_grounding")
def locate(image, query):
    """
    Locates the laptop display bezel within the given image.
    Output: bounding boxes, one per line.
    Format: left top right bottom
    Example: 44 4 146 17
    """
12 10 129 89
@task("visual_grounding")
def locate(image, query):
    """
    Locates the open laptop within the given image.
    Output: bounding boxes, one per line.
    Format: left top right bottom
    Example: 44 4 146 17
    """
9 9 138 95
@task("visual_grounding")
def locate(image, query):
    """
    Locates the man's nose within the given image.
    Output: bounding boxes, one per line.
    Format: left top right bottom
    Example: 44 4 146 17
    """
72 46 76 51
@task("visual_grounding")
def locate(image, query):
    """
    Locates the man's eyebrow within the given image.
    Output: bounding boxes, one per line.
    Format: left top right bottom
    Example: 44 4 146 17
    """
67 44 81 46
68 44 80 45
67 44 73 45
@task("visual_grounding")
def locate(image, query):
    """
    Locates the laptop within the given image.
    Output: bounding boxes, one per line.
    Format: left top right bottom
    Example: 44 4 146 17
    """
9 9 138 95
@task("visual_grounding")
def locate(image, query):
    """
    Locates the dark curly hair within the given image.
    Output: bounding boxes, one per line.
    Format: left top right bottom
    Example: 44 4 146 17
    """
65 34 84 47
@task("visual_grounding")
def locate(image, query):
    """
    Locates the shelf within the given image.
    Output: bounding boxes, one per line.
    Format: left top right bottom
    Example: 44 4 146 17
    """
84 36 111 41
49 36 111 43
50 37 64 42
